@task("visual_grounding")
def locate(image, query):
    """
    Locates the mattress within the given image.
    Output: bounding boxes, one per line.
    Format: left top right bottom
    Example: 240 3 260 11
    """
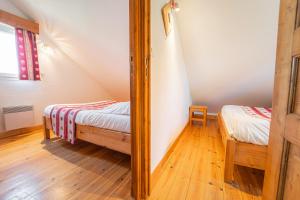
44 102 130 134
75 110 130 133
221 105 271 145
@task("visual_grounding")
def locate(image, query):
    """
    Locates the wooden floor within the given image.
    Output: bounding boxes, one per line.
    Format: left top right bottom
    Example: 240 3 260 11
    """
0 121 264 200
149 120 264 200
0 130 131 200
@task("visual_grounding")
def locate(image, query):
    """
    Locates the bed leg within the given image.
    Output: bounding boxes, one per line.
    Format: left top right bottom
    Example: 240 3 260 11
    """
224 140 236 184
43 117 50 140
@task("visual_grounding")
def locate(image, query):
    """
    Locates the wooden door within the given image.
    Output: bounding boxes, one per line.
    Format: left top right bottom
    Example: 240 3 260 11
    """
263 0 300 199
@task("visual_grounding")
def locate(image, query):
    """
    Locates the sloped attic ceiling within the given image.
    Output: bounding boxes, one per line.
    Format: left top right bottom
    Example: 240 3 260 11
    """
10 0 129 100
176 0 280 112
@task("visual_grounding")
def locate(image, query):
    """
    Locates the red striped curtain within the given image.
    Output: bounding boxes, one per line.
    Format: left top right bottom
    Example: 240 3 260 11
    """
15 28 41 81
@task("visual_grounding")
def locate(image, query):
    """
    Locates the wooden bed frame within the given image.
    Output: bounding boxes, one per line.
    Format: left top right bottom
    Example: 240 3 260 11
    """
217 113 267 183
43 116 131 155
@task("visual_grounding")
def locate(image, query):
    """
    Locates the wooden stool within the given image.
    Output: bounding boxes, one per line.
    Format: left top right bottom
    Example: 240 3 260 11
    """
189 105 208 127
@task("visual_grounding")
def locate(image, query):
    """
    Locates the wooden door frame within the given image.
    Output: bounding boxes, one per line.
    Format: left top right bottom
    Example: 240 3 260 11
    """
262 0 298 199
130 0 151 199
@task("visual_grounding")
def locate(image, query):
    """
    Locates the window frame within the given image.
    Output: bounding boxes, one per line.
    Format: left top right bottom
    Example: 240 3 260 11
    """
0 72 18 80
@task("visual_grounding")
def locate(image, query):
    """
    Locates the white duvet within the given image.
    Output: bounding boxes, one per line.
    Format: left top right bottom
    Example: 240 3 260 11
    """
221 105 270 145
44 102 130 133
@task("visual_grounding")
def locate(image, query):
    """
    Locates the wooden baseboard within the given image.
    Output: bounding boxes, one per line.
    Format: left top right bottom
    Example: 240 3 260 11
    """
207 113 217 120
150 121 189 191
0 125 43 139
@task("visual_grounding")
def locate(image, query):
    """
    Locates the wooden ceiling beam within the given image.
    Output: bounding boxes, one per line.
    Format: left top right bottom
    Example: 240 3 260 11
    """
0 9 39 34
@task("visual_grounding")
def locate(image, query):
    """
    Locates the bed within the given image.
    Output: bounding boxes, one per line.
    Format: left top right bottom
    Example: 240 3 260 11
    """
218 105 271 183
43 101 131 155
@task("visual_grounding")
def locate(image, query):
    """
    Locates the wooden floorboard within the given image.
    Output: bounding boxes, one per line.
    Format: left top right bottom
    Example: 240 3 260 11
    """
0 121 263 200
149 120 264 200
0 130 131 200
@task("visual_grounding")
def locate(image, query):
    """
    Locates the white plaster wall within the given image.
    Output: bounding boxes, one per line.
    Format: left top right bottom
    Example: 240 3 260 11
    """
0 0 112 132
176 0 280 113
11 0 130 100
151 0 192 172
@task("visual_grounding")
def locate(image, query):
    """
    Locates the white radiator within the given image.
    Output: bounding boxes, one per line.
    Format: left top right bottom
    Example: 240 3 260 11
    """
3 105 34 131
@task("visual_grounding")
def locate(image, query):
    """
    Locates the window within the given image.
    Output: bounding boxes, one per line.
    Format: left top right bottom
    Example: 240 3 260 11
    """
0 23 18 77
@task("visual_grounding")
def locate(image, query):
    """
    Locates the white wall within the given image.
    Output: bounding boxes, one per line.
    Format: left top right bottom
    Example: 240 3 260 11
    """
0 0 112 132
0 0 25 17
11 0 130 100
176 0 280 113
151 0 192 171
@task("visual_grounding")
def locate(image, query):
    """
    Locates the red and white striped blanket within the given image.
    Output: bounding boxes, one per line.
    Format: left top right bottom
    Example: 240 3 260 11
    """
242 106 272 120
49 100 116 144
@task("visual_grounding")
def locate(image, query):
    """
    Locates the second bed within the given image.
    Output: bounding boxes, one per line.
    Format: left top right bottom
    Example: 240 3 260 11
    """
218 105 271 183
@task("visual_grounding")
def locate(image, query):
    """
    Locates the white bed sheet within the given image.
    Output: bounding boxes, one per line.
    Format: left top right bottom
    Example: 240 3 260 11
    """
221 105 270 145
75 111 130 133
43 102 130 134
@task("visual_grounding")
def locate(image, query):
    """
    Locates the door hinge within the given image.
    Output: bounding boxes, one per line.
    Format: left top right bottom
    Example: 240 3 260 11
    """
145 57 149 78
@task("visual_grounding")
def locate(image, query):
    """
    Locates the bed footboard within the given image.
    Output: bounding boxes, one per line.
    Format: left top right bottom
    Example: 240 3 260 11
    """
42 116 131 155
224 139 236 183
77 125 131 155
217 112 267 184
43 116 51 140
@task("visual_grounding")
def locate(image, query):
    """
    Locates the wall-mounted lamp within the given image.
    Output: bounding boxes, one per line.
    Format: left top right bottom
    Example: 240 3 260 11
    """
170 0 180 12
162 0 180 36
36 37 54 55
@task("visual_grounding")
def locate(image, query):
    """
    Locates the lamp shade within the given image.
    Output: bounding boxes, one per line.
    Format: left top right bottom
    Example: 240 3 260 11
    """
170 0 180 12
